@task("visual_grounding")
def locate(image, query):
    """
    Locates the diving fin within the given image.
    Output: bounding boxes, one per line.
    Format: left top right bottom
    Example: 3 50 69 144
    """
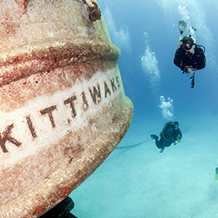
159 147 165 153
150 134 158 140
190 26 197 32
178 20 187 34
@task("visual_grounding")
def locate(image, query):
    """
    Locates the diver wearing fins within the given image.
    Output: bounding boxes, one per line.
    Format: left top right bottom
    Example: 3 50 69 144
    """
173 20 206 88
150 121 182 153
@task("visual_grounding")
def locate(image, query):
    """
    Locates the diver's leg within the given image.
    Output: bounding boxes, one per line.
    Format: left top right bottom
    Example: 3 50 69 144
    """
179 33 183 42
155 137 164 149
159 147 165 153
150 134 158 140
189 26 196 43
151 134 161 147
151 135 166 152
164 141 172 147
157 137 167 153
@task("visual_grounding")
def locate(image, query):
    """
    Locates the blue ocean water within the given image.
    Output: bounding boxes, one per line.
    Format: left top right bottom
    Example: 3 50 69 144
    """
70 1 218 217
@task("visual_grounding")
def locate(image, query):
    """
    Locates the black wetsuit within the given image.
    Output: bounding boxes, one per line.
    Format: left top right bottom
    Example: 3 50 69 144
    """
155 123 182 149
173 45 206 71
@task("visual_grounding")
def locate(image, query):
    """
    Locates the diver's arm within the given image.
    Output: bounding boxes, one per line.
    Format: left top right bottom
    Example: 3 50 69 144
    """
179 129 182 140
197 53 206 70
174 47 186 71
193 47 206 70
174 130 182 145
184 66 196 73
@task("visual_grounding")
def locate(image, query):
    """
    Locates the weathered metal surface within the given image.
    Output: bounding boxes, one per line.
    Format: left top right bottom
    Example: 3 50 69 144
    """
0 0 133 217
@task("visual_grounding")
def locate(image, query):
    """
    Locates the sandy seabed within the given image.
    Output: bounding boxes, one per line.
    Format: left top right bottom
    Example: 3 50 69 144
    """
70 114 218 218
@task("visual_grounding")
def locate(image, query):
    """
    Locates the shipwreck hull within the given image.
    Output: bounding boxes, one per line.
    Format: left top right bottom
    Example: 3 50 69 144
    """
0 0 133 217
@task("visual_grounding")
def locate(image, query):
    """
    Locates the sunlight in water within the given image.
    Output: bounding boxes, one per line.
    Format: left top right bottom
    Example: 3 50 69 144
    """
103 7 132 53
141 32 160 89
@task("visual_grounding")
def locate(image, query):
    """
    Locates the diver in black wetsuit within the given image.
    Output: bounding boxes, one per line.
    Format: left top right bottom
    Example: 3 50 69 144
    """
173 21 206 88
150 121 182 153
174 36 206 72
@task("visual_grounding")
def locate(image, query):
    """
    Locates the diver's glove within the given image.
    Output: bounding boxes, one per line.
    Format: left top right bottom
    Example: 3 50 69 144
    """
183 66 196 74
174 139 181 145
188 67 196 73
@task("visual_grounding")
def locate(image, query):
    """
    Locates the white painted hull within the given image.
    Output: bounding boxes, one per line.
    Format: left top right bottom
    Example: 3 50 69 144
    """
0 1 133 217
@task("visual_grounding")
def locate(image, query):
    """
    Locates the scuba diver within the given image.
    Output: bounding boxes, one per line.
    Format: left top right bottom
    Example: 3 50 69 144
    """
173 20 206 88
150 121 182 153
